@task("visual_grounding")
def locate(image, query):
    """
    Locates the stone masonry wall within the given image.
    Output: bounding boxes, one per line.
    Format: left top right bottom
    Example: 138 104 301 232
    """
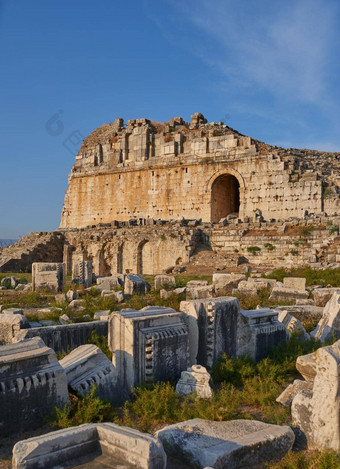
60 113 332 228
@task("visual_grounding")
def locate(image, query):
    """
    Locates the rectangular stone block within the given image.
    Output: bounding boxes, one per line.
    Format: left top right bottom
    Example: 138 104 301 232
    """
0 313 29 345
72 260 93 288
269 287 309 303
32 262 66 293
15 320 108 355
0 337 69 436
12 422 166 469
60 344 117 403
283 277 306 290
108 306 189 395
180 297 239 367
237 308 288 361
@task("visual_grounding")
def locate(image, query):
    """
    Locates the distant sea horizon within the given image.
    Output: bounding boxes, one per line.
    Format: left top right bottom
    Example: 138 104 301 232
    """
0 239 18 247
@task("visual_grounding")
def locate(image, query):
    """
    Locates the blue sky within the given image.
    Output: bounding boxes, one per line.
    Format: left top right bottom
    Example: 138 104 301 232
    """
1 0 339 238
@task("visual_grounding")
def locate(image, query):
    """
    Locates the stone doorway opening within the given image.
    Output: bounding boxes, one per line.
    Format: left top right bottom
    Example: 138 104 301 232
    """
211 174 240 223
137 240 153 275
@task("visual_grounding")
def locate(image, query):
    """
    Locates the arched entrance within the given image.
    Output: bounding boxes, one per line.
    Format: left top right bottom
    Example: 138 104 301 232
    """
211 173 240 223
137 240 153 275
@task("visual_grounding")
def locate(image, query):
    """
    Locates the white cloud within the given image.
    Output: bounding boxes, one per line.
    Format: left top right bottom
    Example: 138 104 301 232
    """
169 0 335 104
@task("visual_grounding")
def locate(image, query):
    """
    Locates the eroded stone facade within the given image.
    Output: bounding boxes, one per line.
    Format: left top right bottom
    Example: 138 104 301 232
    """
60 113 339 228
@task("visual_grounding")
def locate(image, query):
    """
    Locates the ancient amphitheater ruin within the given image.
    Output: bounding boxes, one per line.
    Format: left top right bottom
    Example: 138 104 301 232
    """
1 112 340 276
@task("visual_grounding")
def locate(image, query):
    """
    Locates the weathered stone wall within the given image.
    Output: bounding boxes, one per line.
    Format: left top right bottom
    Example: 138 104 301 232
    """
60 113 332 228
2 216 340 274
62 224 200 276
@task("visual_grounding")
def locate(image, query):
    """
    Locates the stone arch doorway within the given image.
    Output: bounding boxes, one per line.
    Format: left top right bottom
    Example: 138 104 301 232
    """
211 173 240 223
117 243 124 274
137 240 153 275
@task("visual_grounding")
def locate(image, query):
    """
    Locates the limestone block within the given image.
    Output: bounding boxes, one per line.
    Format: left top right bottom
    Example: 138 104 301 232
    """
15 321 108 355
0 313 29 344
72 260 93 288
269 287 309 303
160 289 171 300
275 305 323 318
311 291 340 342
237 280 270 295
276 379 313 407
59 314 71 325
96 274 124 291
175 365 212 398
180 297 239 367
0 337 69 436
283 277 306 290
55 293 67 303
296 353 317 381
154 274 176 290
66 289 78 302
238 308 287 362
108 306 188 395
188 284 214 300
60 344 117 403
296 298 314 305
312 287 340 307
124 274 151 296
32 262 65 293
160 288 186 300
291 340 340 450
93 310 110 319
156 418 294 469
15 283 30 291
2 308 23 315
186 280 208 288
278 310 309 340
212 273 246 296
12 422 166 469
68 299 85 309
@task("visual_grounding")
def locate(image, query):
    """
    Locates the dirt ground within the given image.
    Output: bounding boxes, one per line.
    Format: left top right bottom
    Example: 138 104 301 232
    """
0 425 55 468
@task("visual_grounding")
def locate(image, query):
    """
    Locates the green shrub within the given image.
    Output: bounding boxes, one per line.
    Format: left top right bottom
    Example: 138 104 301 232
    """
264 266 340 287
329 225 339 235
298 225 315 236
264 243 275 251
247 246 261 255
88 331 112 360
268 449 340 468
290 249 298 256
212 355 256 386
51 386 113 428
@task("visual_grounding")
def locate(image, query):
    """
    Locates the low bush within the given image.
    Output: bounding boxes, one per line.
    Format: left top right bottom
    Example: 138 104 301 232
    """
264 266 340 287
51 386 113 428
247 246 261 255
268 449 340 468
88 331 112 360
